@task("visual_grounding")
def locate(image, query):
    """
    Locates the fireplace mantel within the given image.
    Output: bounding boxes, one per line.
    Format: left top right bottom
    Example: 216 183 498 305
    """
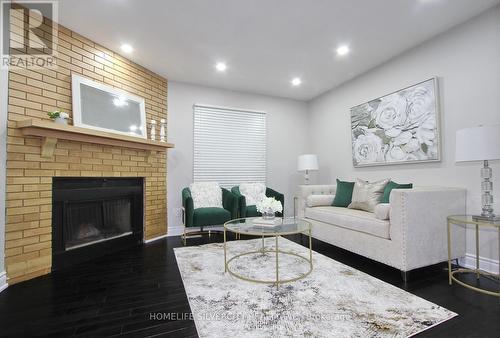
16 119 174 159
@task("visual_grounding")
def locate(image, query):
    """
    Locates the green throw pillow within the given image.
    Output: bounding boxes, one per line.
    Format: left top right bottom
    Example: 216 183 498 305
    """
381 181 413 203
332 179 355 207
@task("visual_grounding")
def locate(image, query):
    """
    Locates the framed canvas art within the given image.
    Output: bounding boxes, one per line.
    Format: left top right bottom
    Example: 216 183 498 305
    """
350 78 440 167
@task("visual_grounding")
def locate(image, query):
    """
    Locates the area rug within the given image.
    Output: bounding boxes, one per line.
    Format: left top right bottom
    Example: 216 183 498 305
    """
174 238 457 337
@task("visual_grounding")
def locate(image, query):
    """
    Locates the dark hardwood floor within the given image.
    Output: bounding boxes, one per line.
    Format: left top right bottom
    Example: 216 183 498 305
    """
0 234 498 337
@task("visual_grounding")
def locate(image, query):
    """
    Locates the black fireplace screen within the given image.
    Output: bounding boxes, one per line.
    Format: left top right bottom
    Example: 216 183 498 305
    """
52 177 143 270
65 198 132 249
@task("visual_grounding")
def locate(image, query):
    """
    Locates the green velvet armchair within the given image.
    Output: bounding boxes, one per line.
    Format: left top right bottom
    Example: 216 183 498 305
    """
182 187 238 242
231 186 284 218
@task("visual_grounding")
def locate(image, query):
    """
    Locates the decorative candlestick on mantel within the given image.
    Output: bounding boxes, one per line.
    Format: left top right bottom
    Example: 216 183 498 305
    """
160 119 166 142
150 120 156 141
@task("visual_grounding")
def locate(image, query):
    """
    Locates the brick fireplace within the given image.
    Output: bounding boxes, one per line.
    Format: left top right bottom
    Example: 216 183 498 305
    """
5 11 169 283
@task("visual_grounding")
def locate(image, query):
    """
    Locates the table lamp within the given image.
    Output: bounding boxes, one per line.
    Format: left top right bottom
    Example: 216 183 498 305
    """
456 125 500 221
297 154 318 185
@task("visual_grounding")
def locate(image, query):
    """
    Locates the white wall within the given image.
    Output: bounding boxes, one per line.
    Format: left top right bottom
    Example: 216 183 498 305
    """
0 68 8 291
308 7 500 262
167 82 309 234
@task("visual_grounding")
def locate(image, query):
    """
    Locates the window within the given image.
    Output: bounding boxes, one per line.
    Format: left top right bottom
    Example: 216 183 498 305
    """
193 104 266 188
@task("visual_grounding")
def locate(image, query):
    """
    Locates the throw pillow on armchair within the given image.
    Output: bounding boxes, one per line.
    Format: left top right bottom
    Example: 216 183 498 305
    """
239 183 267 206
189 182 223 209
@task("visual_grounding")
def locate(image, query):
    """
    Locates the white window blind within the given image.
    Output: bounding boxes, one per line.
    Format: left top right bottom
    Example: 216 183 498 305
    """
193 104 266 188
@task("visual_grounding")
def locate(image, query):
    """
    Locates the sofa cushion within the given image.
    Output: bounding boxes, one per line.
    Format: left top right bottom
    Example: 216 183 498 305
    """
332 179 355 207
193 207 231 227
305 206 390 239
348 178 389 212
307 194 335 207
381 181 413 203
374 203 390 220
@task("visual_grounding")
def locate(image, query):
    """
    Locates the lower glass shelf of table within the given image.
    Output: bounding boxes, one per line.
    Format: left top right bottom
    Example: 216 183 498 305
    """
223 217 313 287
447 215 500 297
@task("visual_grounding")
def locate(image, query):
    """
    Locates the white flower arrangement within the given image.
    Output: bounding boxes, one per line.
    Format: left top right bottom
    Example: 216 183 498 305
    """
256 197 283 215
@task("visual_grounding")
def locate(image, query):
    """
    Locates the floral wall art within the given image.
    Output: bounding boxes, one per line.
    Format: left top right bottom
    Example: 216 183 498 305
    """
350 78 440 167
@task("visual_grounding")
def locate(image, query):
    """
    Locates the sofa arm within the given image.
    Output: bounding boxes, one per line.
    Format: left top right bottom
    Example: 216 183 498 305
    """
231 186 246 218
182 188 194 227
266 187 284 217
222 188 238 219
390 187 466 271
297 185 337 218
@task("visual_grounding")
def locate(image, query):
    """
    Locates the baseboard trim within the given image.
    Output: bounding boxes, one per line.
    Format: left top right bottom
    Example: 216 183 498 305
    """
459 253 499 274
144 234 168 243
0 271 8 293
167 226 185 237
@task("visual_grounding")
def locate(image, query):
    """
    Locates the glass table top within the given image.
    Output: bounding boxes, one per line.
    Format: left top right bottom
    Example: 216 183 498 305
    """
224 217 311 236
448 215 500 227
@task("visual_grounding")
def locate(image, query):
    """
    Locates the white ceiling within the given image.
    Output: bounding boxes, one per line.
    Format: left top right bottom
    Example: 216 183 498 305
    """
58 0 500 101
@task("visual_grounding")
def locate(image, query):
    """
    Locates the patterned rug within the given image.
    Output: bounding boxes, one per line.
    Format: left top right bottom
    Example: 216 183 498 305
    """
174 238 456 337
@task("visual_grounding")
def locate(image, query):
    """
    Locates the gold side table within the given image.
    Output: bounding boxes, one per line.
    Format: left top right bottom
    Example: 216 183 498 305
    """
223 217 313 288
447 215 500 297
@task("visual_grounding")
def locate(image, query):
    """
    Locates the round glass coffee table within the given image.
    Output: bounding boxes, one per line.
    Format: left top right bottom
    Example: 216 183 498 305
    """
223 217 312 287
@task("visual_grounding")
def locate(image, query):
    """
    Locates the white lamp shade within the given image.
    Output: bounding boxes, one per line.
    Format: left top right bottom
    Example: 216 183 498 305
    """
297 154 318 171
456 125 500 162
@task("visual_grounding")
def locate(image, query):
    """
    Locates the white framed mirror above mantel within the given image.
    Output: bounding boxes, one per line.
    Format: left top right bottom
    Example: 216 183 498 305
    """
71 74 147 139
16 75 174 161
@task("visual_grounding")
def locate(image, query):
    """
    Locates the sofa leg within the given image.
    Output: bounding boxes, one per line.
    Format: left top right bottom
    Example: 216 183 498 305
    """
401 270 410 282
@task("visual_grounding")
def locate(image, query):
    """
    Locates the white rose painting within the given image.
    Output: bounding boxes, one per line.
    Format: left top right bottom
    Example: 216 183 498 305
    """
351 78 440 167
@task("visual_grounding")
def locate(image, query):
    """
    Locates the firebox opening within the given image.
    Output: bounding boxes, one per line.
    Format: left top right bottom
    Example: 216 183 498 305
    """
52 177 144 270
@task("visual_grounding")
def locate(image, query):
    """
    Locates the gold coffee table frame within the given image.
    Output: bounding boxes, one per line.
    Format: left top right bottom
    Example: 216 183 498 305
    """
447 215 500 297
223 217 313 287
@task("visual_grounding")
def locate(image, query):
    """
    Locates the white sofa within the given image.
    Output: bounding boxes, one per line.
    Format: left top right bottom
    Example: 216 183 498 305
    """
297 185 466 279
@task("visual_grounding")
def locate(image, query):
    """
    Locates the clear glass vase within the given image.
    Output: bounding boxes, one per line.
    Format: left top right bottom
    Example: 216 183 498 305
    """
262 209 275 220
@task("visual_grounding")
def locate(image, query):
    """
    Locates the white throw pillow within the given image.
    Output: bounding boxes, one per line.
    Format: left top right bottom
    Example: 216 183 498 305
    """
189 182 223 209
348 178 390 212
239 183 267 206
306 194 335 207
374 203 391 220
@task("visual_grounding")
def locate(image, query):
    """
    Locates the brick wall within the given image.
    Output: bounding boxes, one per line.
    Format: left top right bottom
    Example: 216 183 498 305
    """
4 8 168 284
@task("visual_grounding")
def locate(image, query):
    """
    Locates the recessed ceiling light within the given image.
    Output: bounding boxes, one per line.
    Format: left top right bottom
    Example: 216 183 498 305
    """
121 44 133 54
215 62 227 72
291 77 302 86
336 45 350 56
